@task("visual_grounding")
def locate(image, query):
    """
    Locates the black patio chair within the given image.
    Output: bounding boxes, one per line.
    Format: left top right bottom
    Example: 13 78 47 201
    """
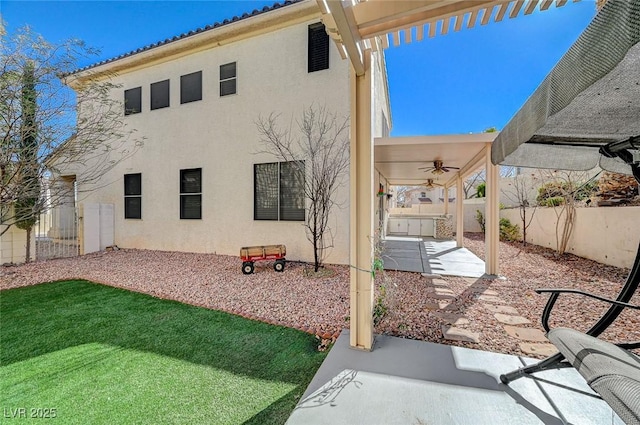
500 145 640 424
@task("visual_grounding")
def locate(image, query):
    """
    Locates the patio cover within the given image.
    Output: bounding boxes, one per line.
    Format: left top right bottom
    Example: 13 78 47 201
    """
491 0 640 175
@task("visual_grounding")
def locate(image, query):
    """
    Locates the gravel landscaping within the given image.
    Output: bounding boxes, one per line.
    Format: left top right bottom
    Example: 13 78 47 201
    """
2 233 638 358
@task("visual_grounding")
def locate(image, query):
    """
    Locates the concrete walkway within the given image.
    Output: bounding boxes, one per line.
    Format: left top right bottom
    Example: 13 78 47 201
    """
287 331 623 425
381 236 485 278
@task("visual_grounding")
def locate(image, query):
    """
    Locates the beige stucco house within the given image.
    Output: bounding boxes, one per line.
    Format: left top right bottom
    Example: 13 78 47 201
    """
61 0 391 265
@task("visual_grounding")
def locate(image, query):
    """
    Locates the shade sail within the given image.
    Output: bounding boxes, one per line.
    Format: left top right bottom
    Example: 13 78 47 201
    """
491 0 640 175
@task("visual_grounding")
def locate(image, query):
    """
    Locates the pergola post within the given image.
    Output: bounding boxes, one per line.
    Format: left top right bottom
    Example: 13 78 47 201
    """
349 49 374 350
484 144 499 275
456 174 464 247
443 190 449 214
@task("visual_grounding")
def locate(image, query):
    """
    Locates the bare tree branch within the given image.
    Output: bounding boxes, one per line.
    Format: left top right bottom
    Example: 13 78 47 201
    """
256 105 349 271
1 26 143 242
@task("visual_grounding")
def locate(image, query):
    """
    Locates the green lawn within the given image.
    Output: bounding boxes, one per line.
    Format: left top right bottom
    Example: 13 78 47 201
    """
0 280 327 424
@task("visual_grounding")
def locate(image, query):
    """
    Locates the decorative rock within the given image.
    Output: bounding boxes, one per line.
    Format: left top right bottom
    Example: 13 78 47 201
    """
519 343 558 357
442 326 480 343
503 325 548 342
494 313 531 325
322 332 332 340
483 304 519 315
433 312 470 326
477 295 504 303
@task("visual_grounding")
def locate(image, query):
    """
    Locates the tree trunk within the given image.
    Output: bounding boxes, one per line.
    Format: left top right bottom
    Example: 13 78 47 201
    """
521 207 527 246
25 227 32 263
313 235 319 272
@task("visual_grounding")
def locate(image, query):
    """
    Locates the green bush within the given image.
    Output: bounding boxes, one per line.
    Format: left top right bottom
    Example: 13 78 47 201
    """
477 210 520 241
542 196 564 207
499 218 521 241
475 210 485 233
476 183 486 198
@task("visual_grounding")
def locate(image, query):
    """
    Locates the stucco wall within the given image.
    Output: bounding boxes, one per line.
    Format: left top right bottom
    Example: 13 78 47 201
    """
501 206 640 269
0 225 35 264
72 19 356 264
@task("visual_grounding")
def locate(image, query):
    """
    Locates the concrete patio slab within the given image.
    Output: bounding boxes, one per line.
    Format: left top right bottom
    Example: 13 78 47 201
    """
288 331 623 425
381 236 486 278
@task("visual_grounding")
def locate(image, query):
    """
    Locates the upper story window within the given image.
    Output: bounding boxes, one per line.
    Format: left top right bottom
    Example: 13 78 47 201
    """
254 161 305 221
124 173 142 219
308 23 329 73
124 87 142 115
150 79 170 110
220 62 237 96
180 71 202 104
180 168 202 219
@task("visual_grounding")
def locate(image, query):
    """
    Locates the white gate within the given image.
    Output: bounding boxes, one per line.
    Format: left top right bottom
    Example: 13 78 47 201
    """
78 203 114 255
35 206 79 260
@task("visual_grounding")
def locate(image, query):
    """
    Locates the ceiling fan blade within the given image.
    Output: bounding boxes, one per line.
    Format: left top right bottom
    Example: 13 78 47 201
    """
418 167 434 170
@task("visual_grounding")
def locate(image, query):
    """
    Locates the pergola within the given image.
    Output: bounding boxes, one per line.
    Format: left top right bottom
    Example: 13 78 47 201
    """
315 0 578 350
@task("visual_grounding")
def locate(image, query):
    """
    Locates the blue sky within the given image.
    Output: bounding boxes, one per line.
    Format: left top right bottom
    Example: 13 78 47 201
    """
2 0 596 136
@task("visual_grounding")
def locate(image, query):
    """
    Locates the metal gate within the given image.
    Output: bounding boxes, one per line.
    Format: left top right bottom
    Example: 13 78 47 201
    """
35 206 79 261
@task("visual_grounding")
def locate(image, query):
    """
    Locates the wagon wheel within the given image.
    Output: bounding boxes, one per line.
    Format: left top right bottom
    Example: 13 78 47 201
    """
242 262 254 275
274 259 285 272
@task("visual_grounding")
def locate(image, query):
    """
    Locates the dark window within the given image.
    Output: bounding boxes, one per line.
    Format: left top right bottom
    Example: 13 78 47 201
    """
254 161 304 221
124 87 142 115
180 71 202 104
150 79 170 110
180 168 202 219
124 173 141 219
308 23 329 73
220 62 236 96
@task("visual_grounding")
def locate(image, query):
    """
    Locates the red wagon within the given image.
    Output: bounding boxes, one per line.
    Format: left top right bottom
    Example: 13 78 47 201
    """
239 244 286 274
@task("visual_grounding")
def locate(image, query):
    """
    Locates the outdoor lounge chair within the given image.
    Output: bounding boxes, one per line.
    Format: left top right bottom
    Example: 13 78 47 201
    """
499 251 640 424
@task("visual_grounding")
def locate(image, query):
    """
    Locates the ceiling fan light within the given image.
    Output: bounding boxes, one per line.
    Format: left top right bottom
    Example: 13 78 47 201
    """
432 169 444 175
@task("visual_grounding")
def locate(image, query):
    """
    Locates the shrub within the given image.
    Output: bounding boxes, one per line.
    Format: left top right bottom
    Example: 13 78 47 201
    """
499 218 521 241
542 196 564 207
476 210 485 233
477 210 521 241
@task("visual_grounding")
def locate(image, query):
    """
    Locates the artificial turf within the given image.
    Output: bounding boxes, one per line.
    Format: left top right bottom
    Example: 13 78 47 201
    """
0 280 327 424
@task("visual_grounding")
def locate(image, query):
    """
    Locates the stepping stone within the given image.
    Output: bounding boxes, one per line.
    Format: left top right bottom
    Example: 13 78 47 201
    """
434 287 455 294
438 301 451 310
477 295 504 303
470 288 499 296
442 326 480 343
432 278 449 287
432 288 456 300
494 313 531 325
421 273 443 279
483 304 519 315
423 302 441 311
433 312 470 325
519 343 558 357
463 278 479 285
503 325 548 342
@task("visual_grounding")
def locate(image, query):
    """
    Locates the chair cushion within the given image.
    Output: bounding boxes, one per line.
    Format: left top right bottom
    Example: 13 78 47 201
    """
548 327 640 424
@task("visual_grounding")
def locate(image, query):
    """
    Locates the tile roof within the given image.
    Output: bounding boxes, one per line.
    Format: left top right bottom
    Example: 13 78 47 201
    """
69 0 303 75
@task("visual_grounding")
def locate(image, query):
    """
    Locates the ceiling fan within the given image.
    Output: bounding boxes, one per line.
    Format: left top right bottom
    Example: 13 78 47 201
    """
418 160 460 175
421 179 444 189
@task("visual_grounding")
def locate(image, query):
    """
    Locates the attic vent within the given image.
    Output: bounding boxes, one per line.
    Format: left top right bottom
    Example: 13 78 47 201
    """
308 23 329 73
